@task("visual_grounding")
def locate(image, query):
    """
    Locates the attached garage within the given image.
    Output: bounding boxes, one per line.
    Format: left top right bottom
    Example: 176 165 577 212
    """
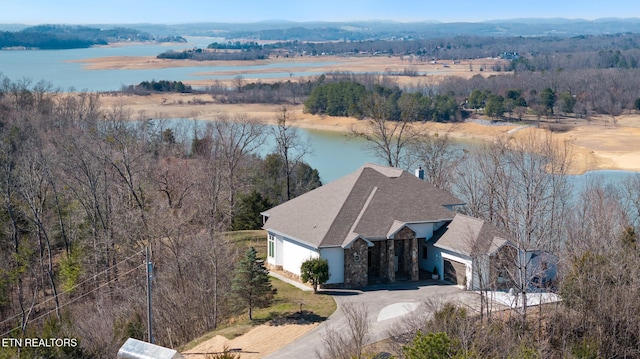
443 258 467 285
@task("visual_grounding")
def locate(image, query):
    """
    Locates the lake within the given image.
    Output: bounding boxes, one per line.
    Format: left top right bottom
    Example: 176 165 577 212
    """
296 129 639 192
162 119 639 187
0 36 330 91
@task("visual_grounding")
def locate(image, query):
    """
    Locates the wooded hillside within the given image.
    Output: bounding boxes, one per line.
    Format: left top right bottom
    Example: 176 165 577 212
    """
0 79 319 358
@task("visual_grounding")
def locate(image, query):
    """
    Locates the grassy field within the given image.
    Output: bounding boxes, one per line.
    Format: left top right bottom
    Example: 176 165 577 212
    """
225 229 268 258
180 230 337 351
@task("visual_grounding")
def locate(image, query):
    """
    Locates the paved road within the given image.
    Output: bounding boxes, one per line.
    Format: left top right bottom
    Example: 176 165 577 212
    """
264 280 481 359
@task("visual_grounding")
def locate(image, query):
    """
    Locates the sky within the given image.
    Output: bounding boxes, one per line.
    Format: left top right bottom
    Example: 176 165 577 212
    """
2 0 639 25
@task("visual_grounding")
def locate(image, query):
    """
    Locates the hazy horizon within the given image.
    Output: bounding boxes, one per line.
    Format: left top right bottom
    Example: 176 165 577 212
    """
3 0 639 25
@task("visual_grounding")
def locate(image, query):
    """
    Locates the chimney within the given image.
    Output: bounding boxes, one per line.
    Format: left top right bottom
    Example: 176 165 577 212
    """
415 165 425 180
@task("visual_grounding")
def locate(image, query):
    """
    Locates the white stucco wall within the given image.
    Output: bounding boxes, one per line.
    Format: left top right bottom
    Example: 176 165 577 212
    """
320 247 344 284
420 242 439 273
281 237 319 276
407 222 434 240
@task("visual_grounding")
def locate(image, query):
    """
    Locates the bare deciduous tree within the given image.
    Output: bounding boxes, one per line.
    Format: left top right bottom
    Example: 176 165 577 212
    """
272 106 311 201
352 93 422 168
319 302 371 359
409 131 464 191
455 131 572 328
211 114 265 216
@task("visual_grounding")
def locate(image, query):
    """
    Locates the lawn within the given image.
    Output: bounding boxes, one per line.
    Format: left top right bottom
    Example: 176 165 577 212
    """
252 276 336 323
181 277 336 351
180 230 337 351
225 229 267 258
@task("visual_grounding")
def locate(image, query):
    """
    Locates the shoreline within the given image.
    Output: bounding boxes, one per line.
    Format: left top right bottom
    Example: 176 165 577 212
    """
99 93 640 175
70 54 503 88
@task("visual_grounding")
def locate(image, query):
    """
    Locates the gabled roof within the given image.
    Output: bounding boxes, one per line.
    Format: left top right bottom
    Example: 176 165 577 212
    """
430 214 511 256
262 163 464 248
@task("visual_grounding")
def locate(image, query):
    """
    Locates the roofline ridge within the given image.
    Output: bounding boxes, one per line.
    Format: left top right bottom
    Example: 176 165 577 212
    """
318 166 369 246
344 186 378 243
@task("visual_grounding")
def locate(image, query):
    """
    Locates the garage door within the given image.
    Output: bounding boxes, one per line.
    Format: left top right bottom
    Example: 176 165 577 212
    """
444 259 467 285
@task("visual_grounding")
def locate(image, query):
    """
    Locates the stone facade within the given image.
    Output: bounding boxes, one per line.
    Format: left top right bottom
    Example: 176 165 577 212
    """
379 240 388 281
267 263 300 281
394 227 419 280
344 238 369 287
395 226 416 240
411 237 419 280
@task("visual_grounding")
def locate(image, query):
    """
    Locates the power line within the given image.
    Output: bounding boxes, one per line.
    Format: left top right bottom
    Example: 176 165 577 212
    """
0 263 145 337
0 249 144 327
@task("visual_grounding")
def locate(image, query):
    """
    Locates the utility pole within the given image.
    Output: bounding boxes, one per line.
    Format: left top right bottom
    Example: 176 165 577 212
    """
145 246 154 344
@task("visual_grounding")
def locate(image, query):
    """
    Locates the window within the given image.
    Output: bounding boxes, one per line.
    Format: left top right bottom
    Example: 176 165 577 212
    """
268 234 275 258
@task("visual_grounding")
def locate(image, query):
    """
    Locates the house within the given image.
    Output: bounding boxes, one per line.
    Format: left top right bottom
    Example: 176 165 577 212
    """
500 51 520 61
428 213 517 290
261 163 525 290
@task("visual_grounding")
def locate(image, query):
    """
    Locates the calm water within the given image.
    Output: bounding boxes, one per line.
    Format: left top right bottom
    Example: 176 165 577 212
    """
2 42 637 185
274 130 639 187
159 119 639 186
0 37 330 91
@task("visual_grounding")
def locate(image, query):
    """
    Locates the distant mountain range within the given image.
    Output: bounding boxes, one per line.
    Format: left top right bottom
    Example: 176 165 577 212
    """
61 18 640 39
2 18 640 47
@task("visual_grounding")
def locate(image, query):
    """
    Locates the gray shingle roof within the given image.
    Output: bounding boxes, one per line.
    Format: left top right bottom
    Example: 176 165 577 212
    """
431 214 511 256
262 163 464 248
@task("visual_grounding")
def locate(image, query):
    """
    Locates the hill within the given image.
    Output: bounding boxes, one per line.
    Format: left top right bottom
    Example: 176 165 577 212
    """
0 24 185 50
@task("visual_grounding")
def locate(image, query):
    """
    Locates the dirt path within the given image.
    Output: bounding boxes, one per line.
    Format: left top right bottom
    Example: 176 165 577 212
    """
181 323 319 359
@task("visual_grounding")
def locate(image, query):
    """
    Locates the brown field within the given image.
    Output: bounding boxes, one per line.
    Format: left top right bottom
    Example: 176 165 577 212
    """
72 54 501 88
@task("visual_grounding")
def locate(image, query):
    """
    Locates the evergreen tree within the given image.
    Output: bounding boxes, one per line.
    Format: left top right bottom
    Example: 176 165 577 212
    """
485 94 505 118
467 89 486 112
231 247 273 320
540 87 557 115
300 257 330 293
402 331 459 359
257 152 321 206
231 190 272 230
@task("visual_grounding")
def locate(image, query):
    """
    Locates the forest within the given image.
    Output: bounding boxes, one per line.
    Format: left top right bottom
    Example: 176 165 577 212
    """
154 32 640 68
0 78 320 357
157 47 269 61
121 80 193 95
0 25 185 50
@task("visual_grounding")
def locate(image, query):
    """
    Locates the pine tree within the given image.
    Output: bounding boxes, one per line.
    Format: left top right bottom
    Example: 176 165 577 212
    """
231 247 273 320
231 190 272 231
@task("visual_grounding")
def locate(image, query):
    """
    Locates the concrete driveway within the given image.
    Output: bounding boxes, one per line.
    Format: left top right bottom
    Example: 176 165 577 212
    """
264 280 481 359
